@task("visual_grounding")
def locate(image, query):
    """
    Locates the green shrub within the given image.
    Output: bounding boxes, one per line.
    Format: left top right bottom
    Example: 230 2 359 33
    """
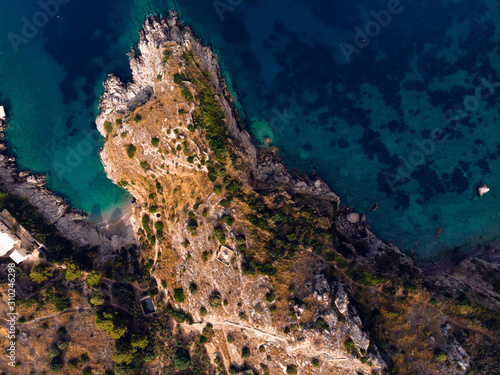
165 303 193 324
241 347 251 358
346 266 388 286
315 317 330 331
80 353 90 363
29 265 51 283
212 227 226 245
163 51 170 63
151 137 160 146
209 291 222 309
90 292 105 306
181 87 193 102
220 215 235 226
118 179 128 187
201 251 210 262
173 288 186 303
434 349 447 362
200 307 207 317
312 358 320 367
64 263 81 282
189 283 198 295
49 356 64 372
173 73 184 84
187 219 198 235
265 290 275 302
126 144 137 158
227 334 234 343
286 364 298 374
174 347 190 371
104 121 113 134
344 338 355 353
116 118 122 125
134 114 142 122
86 271 102 288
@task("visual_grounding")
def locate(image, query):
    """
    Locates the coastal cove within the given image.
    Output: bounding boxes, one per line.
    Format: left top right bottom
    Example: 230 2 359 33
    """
0 0 500 260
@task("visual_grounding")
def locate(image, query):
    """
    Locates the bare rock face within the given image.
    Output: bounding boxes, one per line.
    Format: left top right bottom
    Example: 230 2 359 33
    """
334 280 349 315
346 212 360 224
336 206 422 280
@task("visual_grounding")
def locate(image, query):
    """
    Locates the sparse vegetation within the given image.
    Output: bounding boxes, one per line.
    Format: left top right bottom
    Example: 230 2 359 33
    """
173 287 186 303
209 291 222 309
212 227 226 245
104 121 113 134
126 144 137 158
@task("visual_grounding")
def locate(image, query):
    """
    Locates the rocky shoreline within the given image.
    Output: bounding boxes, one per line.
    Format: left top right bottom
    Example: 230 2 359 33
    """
0 119 137 255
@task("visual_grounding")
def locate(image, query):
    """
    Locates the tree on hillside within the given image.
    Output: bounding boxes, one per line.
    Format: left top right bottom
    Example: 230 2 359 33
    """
29 265 52 283
86 271 102 288
65 263 81 282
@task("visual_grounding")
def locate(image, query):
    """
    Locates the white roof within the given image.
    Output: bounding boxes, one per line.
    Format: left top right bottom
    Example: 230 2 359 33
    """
9 249 30 264
0 232 16 256
0 106 5 119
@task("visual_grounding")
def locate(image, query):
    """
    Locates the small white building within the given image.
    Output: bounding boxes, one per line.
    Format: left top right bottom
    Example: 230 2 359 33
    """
10 249 30 264
0 214 34 263
0 106 5 120
217 245 235 266
0 222 21 257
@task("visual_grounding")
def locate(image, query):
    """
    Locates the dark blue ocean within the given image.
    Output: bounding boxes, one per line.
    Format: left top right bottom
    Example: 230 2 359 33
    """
0 0 499 259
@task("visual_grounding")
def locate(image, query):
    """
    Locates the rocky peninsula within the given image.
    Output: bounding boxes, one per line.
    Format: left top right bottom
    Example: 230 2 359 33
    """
92 12 499 375
0 11 497 375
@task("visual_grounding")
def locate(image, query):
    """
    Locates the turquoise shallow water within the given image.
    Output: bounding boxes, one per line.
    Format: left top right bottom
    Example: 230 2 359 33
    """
0 0 499 259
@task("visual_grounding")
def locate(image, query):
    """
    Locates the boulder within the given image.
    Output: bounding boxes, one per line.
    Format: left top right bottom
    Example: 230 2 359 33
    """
478 184 490 197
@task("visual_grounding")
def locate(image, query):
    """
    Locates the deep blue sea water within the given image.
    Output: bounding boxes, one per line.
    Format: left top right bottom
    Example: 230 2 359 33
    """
0 0 499 259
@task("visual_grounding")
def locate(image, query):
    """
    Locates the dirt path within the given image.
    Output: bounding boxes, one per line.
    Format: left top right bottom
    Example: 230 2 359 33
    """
20 307 91 325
